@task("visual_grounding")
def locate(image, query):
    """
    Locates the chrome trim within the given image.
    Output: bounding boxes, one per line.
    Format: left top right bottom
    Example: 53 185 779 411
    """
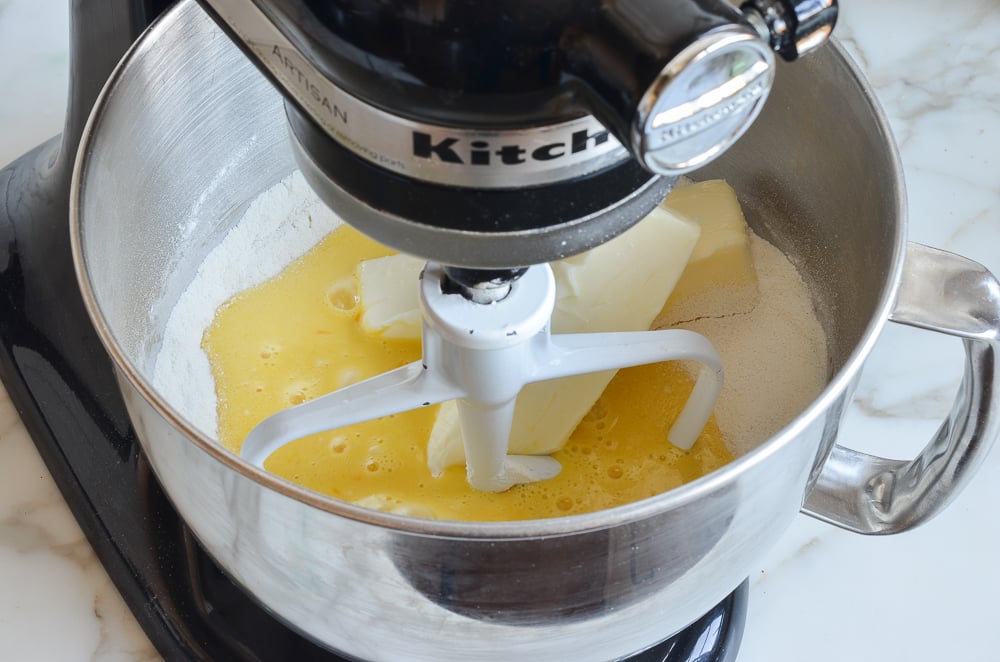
632 27 775 175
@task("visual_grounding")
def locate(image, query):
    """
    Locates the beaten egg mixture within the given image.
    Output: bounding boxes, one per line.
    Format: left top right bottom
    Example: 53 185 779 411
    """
204 224 733 521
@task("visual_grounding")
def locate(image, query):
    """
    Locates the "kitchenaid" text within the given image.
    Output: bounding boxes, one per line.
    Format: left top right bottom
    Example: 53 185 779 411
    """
412 129 612 165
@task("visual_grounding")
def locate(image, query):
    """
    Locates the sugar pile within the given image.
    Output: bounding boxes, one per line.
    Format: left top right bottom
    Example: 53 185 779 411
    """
670 236 828 456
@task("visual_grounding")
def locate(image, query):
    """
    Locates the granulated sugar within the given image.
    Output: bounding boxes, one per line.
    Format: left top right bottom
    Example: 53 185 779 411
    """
152 171 341 436
671 234 828 456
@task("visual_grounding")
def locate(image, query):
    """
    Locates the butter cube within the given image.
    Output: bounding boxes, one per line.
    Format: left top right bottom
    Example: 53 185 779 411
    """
357 253 425 338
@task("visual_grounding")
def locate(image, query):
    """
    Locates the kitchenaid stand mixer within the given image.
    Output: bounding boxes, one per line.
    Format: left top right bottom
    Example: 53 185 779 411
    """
0 0 840 659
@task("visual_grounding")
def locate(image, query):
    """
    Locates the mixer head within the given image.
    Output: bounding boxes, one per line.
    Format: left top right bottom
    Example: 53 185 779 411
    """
199 0 837 274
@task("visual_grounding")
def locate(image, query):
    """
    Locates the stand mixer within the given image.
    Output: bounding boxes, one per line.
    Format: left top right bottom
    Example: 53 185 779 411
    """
2 1 884 660
10 0 1000 659
193 0 837 491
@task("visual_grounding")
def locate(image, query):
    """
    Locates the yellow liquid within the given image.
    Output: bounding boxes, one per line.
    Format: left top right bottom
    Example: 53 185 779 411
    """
204 226 733 521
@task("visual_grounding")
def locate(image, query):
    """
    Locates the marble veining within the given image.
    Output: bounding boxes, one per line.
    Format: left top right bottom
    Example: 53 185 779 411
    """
0 387 158 660
1 0 999 660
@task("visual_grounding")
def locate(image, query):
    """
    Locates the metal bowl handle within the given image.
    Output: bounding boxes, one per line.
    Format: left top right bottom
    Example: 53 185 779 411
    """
802 242 1000 534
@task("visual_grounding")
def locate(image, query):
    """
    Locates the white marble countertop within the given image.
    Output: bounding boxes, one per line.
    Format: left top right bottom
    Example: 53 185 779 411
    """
2 1 999 660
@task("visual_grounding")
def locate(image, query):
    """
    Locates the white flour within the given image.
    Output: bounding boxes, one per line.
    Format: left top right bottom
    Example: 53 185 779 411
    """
151 171 341 436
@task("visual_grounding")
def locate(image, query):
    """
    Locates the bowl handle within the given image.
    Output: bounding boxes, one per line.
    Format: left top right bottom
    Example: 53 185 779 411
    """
802 242 1000 534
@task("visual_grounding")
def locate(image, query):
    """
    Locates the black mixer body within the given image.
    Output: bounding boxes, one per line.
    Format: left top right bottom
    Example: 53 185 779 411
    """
198 0 836 271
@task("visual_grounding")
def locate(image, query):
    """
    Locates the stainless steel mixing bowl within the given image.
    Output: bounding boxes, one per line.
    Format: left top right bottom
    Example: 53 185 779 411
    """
71 1 1000 659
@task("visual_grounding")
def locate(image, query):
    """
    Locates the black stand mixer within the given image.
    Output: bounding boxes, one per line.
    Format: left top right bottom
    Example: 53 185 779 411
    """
0 0 836 659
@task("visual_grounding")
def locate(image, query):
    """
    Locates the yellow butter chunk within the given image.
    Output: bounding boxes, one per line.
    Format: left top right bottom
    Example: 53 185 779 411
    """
655 180 759 327
550 206 700 331
357 253 425 338
426 205 701 474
